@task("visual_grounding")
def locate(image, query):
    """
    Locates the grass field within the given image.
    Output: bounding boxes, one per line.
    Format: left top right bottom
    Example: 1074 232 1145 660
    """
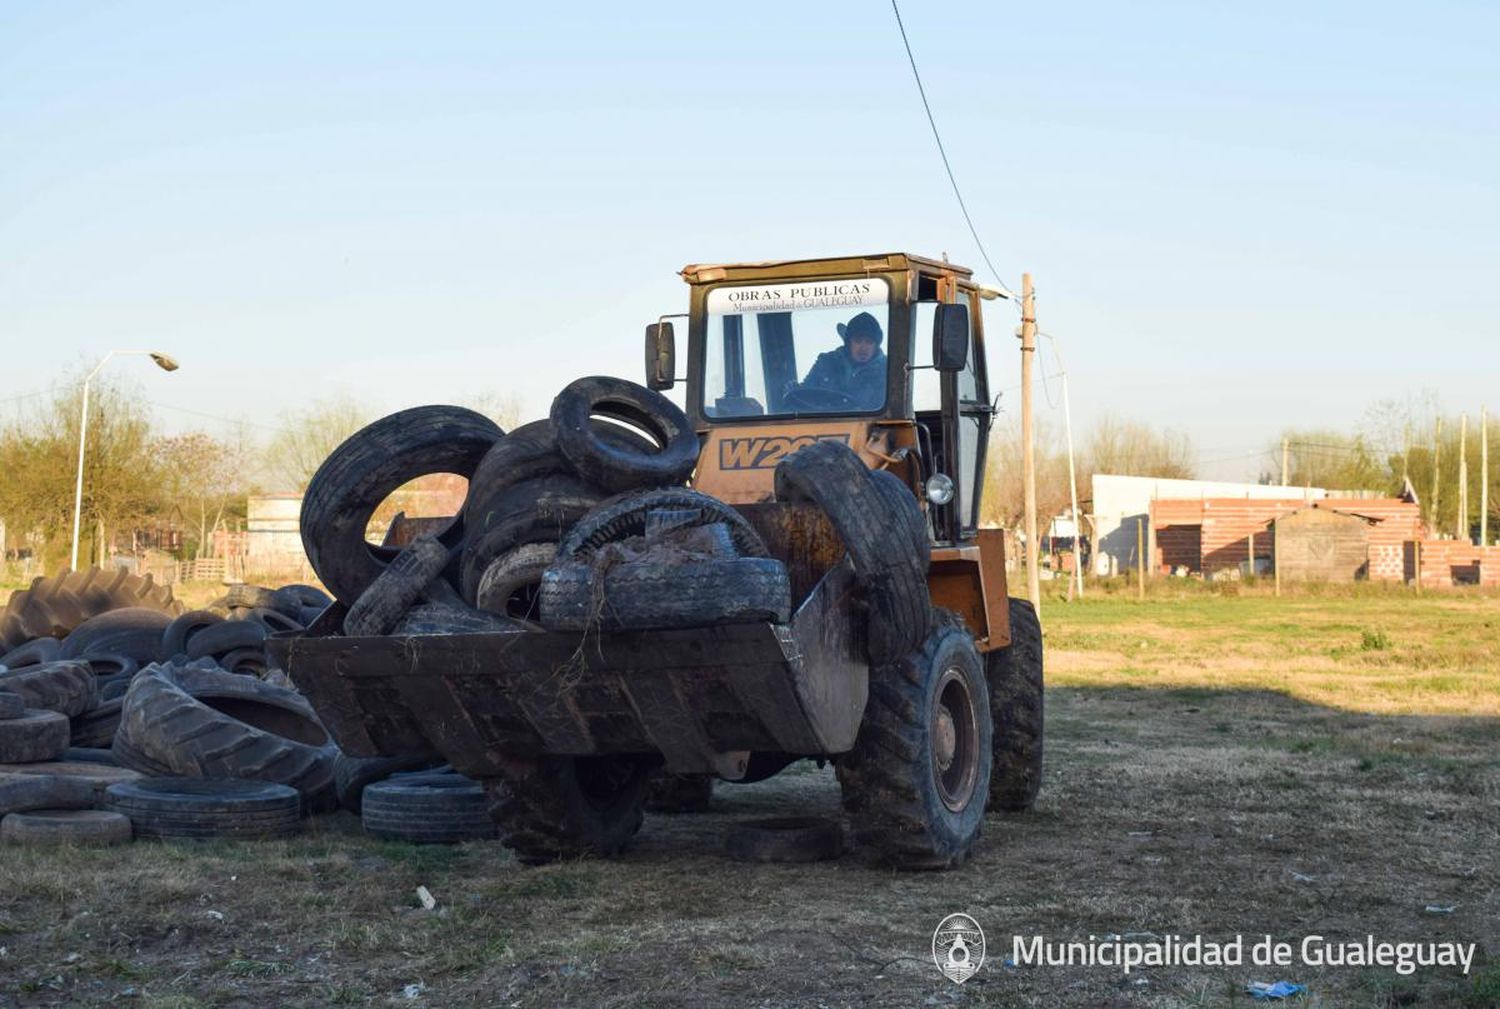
1 587 1496 1008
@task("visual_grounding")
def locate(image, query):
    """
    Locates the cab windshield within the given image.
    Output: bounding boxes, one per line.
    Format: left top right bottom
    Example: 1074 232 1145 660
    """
703 278 890 418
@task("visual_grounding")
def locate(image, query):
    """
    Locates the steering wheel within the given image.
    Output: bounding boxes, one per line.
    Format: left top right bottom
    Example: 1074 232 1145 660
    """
782 385 857 411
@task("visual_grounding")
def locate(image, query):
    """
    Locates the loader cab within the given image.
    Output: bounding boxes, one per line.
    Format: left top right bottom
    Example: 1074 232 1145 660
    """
646 253 995 549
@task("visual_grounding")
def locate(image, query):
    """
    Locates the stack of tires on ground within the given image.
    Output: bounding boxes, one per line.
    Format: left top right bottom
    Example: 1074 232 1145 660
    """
0 569 350 845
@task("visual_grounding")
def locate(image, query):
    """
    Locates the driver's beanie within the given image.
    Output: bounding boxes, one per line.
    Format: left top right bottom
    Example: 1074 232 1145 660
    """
837 311 884 347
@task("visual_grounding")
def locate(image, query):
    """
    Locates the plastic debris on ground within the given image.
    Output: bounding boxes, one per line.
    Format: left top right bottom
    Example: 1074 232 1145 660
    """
1247 980 1306 1000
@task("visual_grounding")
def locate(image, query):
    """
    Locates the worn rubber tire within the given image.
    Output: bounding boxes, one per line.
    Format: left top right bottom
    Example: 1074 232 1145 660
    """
557 488 767 561
459 497 602 603
240 607 304 635
80 654 138 680
60 608 173 664
0 761 142 800
218 647 269 677
223 585 278 611
550 376 700 493
474 543 556 624
64 747 120 766
725 816 842 863
300 405 504 604
776 440 930 664
184 619 267 660
161 610 224 658
0 637 63 669
271 584 331 619
333 753 438 813
0 709 71 763
836 620 992 870
343 537 453 637
69 697 124 749
0 691 23 720
484 755 652 864
644 772 714 814
361 774 496 843
540 557 791 631
1 809 132 846
986 597 1044 812
870 469 931 570
0 661 97 717
114 664 335 805
104 778 302 840
0 772 97 815
0 568 180 653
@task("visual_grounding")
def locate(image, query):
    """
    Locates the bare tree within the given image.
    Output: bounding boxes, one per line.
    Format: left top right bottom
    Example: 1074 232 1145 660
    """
1085 414 1196 480
154 432 239 559
263 397 370 492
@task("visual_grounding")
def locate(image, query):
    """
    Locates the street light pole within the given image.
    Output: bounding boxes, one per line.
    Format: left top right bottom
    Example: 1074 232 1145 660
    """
69 350 180 571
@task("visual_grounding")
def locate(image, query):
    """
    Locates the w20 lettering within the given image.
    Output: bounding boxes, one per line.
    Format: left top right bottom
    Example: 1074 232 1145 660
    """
718 433 850 470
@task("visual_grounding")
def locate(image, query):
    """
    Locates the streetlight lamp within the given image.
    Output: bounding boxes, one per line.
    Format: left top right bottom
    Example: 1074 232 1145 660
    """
70 350 180 571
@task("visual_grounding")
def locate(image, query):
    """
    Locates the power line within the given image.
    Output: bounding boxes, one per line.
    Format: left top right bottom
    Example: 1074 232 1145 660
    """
889 0 1016 300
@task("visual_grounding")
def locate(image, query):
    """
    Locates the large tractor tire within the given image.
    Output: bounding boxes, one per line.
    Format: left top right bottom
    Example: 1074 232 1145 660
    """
484 754 653 864
985 597 1044 812
0 567 181 654
836 617 991 870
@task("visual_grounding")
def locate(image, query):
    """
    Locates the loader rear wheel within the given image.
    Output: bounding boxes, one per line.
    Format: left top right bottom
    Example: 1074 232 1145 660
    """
485 754 651 864
986 597 1044 812
836 620 991 870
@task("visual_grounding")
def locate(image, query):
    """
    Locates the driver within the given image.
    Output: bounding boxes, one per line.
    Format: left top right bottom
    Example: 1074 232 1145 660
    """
800 311 887 409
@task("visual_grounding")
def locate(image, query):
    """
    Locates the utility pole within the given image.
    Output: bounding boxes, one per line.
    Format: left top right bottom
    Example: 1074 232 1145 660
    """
1281 437 1289 486
1457 413 1468 542
1482 406 1490 546
1020 273 1041 614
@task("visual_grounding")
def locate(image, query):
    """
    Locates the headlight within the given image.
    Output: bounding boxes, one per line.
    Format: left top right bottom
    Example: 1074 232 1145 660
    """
925 473 955 506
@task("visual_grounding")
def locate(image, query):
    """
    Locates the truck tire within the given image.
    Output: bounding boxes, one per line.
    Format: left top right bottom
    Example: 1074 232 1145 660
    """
114 665 335 806
0 772 97 816
0 661 97 717
836 620 991 870
459 497 600 603
0 637 63 669
776 440 930 664
557 488 767 561
1 809 133 846
0 567 180 653
870 469 931 569
361 774 496 843
223 584 278 611
986 597 1044 812
60 608 172 664
539 557 791 631
485 754 652 864
300 405 503 604
0 691 23 719
270 584 331 619
104 778 302 840
342 537 452 637
161 611 224 658
474 543 556 624
0 709 71 763
550 377 700 493
333 753 438 813
183 619 267 660
69 697 124 749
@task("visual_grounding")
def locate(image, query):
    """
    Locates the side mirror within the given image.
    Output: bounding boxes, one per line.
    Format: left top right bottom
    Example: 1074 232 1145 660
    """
645 321 676 390
933 303 970 372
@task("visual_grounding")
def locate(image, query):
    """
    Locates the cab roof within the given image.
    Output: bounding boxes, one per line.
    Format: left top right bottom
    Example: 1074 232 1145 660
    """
679 253 973 285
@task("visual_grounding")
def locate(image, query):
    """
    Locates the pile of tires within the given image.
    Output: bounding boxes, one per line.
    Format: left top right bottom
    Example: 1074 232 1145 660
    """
300 377 711 636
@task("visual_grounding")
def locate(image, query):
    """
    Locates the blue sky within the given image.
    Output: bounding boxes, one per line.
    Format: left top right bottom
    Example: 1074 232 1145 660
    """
2 1 1495 482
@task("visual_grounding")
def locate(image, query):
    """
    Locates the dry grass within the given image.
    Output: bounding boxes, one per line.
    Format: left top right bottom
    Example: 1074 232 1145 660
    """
1 591 1496 1007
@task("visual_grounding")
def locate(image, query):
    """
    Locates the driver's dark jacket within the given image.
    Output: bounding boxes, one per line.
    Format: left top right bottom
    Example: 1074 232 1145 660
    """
802 347 887 409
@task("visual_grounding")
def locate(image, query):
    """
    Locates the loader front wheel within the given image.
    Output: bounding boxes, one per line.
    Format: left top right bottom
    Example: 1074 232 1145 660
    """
486 754 652 864
836 620 991 870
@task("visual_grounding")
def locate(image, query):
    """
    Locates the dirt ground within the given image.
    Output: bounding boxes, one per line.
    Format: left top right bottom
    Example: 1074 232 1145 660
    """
1 588 1496 1008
